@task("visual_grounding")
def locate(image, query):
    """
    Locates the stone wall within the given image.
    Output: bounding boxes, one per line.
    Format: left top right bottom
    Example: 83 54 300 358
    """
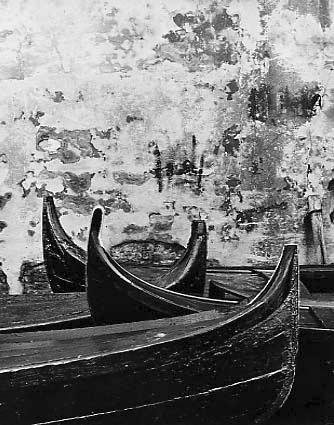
0 0 334 293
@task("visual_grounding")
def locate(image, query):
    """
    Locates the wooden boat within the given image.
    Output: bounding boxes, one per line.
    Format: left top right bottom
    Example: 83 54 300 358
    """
0 248 298 425
43 196 207 294
88 208 242 324
87 208 296 324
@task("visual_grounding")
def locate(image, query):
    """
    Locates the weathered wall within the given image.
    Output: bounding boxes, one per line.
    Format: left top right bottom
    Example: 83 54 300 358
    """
0 0 333 293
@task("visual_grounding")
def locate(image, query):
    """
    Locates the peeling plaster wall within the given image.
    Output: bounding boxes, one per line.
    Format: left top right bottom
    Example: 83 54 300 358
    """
0 0 334 292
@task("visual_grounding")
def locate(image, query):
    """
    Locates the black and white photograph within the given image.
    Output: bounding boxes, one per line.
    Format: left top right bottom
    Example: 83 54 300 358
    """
0 1 333 424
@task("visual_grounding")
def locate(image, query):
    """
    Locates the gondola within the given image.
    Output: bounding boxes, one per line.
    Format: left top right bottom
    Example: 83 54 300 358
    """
87 208 296 325
0 247 298 425
87 208 242 324
43 196 207 295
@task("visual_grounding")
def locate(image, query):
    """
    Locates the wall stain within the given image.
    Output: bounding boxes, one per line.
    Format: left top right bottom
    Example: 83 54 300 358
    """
150 135 207 194
122 224 148 234
110 239 184 266
36 127 101 161
100 190 132 214
113 171 150 186
0 192 12 209
28 111 45 127
152 143 163 192
248 85 271 122
278 85 322 118
159 7 239 70
45 90 65 103
215 124 241 156
126 115 144 123
63 172 94 194
236 201 288 232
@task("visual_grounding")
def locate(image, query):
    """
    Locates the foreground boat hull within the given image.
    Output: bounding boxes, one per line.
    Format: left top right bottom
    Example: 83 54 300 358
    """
0 246 298 425
0 306 297 425
32 369 295 425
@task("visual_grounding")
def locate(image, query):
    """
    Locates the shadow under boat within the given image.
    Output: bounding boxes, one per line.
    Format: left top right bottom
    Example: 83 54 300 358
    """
42 196 207 295
0 246 298 425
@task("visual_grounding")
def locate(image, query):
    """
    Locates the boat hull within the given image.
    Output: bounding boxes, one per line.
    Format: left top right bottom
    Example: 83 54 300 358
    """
30 370 294 425
42 197 86 292
0 248 298 425
87 209 236 324
0 294 297 425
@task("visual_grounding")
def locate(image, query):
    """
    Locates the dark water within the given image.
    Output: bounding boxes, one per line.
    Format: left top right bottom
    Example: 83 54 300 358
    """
271 398 334 424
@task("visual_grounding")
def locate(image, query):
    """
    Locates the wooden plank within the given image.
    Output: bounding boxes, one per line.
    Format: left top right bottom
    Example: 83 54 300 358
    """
308 306 334 329
300 297 334 308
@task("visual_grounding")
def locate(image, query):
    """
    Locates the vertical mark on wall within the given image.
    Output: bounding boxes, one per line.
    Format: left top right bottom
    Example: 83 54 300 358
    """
197 154 204 192
191 134 197 165
166 161 174 185
248 85 271 122
153 144 163 192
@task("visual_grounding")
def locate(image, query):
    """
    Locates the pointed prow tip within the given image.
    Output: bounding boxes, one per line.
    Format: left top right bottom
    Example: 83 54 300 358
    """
43 195 54 207
283 244 298 256
191 219 207 236
90 206 104 236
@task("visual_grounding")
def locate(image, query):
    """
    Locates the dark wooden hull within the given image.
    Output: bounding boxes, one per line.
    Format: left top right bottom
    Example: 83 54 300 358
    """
43 196 207 294
87 208 243 324
42 196 86 292
210 277 334 404
1 287 334 406
0 251 298 425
